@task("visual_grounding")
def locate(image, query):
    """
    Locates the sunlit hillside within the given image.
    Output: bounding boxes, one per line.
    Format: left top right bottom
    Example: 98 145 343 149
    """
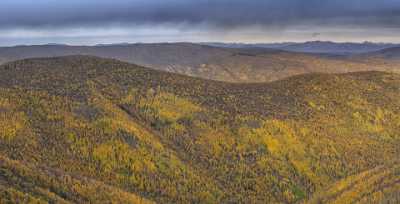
0 44 399 83
0 56 399 203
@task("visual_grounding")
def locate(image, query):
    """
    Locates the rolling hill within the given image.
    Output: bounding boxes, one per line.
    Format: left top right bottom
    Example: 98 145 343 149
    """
0 56 399 203
0 43 399 83
362 46 400 60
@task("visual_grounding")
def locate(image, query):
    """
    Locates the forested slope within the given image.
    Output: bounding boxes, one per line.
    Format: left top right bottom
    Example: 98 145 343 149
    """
0 56 399 203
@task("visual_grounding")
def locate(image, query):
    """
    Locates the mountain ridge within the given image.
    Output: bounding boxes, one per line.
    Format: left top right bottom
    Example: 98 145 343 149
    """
1 43 399 83
204 41 399 54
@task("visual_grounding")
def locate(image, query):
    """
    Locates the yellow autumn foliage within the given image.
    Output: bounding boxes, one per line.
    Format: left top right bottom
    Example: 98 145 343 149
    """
0 111 26 141
93 139 156 174
138 90 202 122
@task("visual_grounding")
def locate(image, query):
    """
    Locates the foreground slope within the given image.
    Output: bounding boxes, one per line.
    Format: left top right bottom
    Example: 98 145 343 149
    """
0 43 399 83
308 163 400 204
0 56 399 203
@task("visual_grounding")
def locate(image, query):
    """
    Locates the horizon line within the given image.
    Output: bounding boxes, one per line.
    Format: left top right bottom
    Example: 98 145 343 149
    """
2 40 400 48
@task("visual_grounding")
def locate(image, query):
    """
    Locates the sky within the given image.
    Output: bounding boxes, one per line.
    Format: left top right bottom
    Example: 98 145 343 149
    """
1 0 400 46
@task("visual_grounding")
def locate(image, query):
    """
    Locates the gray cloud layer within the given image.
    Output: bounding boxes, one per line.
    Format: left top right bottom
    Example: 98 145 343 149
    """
1 0 400 30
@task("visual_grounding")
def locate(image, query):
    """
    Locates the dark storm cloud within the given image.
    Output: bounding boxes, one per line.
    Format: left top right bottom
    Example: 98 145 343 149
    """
1 0 400 29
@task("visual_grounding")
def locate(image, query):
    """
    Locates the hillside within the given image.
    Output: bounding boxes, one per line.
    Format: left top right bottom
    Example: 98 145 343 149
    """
363 46 400 60
0 43 399 83
308 163 400 204
0 56 399 203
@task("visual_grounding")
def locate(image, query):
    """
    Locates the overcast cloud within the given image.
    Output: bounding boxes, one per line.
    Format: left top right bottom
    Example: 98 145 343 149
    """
1 0 400 45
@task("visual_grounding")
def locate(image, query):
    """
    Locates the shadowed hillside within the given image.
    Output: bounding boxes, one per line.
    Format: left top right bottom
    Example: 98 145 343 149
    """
0 56 399 203
362 46 400 60
0 43 399 83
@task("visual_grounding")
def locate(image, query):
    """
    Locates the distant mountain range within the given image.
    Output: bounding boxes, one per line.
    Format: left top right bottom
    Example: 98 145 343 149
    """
0 42 399 83
204 41 399 54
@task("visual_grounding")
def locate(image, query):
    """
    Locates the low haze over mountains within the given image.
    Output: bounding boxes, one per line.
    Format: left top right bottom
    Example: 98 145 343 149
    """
206 41 399 54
